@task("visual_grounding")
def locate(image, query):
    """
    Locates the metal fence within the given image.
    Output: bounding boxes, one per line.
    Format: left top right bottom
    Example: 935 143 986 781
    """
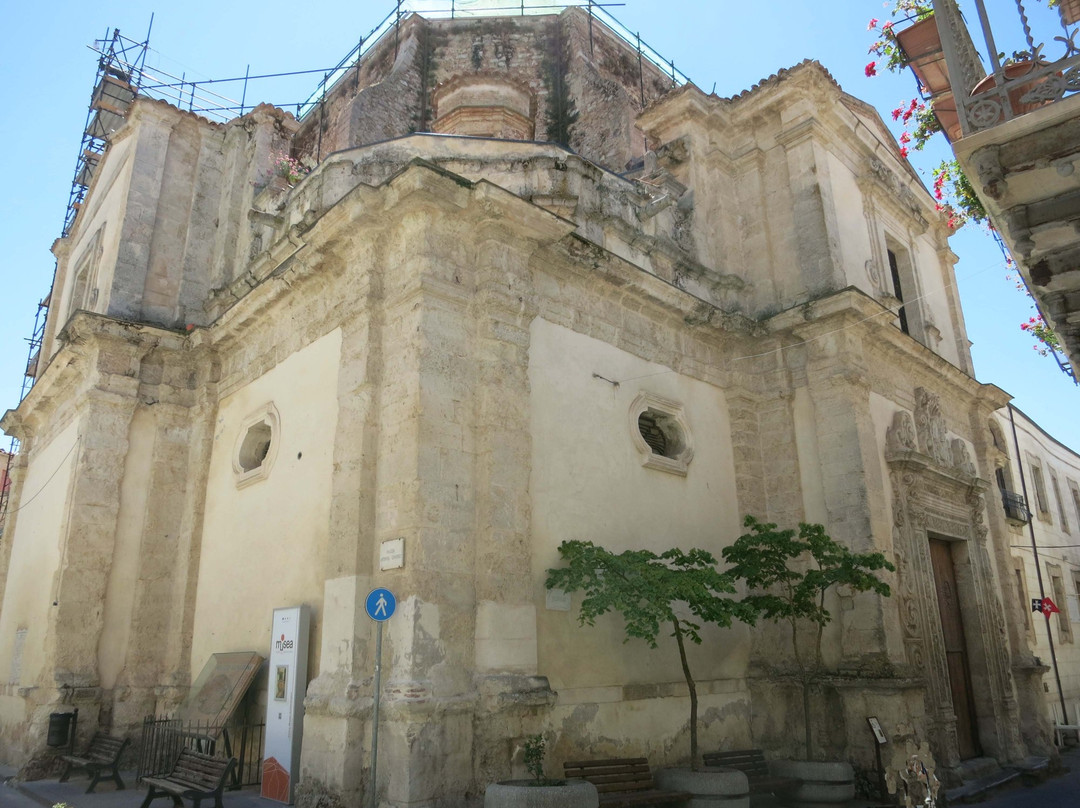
136 715 265 787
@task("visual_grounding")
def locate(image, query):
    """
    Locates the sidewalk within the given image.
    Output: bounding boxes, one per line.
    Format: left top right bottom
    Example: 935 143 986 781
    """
1 748 1077 808
961 745 1080 807
0 765 277 808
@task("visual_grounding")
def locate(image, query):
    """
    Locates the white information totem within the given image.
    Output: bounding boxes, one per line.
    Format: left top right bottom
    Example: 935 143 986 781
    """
262 605 311 804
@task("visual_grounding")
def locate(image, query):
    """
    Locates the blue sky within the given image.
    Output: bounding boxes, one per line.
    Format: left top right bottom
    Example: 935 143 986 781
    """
1 0 1076 451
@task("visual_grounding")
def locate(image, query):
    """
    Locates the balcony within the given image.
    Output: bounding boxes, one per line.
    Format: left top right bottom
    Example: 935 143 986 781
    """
1001 490 1032 525
915 0 1080 372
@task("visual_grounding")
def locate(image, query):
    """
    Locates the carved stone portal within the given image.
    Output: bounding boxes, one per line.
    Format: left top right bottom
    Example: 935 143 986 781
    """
887 400 1025 773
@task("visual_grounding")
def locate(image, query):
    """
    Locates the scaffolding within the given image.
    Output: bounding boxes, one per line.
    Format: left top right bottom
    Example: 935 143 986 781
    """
3 0 691 526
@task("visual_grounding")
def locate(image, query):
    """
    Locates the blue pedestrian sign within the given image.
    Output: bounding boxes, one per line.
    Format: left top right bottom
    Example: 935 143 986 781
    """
366 588 396 622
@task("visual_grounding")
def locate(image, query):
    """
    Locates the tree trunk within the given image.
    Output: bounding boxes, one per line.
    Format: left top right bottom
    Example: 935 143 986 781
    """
673 618 699 771
802 678 812 761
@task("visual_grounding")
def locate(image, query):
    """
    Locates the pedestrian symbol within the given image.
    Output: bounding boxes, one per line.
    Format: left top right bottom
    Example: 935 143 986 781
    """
366 588 396 622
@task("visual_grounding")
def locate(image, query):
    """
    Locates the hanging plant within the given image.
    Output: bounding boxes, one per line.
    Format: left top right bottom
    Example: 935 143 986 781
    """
866 1 1066 363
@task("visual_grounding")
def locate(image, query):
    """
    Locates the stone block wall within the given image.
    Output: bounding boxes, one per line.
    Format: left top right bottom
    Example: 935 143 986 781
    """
292 9 674 173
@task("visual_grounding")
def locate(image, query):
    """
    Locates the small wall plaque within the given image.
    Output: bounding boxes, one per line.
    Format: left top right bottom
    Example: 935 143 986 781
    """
545 588 571 611
380 537 405 571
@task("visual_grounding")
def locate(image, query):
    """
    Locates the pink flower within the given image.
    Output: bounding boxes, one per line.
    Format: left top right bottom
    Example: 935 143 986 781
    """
865 61 878 77
868 18 879 30
899 132 911 144
899 146 909 158
882 21 894 31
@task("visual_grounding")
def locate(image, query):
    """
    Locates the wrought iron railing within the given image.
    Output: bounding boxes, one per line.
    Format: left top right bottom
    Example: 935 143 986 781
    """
932 0 1080 138
1001 490 1032 524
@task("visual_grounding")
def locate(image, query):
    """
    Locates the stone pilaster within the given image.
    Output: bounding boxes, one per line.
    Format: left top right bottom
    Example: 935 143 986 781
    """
108 340 207 730
298 239 386 808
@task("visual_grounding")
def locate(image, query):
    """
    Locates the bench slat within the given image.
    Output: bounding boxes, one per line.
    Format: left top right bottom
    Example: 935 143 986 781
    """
701 750 798 796
140 750 236 808
564 758 689 808
58 733 129 794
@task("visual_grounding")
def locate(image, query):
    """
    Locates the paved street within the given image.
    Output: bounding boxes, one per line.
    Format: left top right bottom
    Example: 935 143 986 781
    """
964 746 1080 808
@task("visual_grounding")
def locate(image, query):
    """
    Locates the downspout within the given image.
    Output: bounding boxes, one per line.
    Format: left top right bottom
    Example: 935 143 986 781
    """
1009 403 1069 728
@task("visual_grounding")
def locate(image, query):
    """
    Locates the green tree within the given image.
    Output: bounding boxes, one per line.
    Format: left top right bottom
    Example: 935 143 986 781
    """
546 541 754 770
722 516 895 761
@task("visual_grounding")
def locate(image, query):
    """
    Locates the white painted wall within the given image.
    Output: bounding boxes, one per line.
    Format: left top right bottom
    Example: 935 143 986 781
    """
191 329 342 682
997 407 1080 721
529 319 748 692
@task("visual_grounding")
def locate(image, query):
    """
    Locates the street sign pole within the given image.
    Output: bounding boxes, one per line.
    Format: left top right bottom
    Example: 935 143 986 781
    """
369 621 382 808
365 588 395 808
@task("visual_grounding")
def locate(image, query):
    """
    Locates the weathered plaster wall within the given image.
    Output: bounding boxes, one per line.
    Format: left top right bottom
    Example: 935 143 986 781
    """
192 328 341 680
0 14 1055 799
529 317 752 761
0 421 79 744
96 406 156 691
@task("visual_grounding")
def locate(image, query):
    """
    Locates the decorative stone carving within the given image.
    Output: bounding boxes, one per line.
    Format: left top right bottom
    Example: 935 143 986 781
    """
915 388 951 466
886 410 917 452
864 258 886 297
968 145 1007 200
887 442 1025 768
950 438 977 478
867 158 928 228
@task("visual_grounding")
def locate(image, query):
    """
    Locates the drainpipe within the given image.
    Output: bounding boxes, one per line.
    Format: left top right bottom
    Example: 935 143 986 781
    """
1009 403 1069 728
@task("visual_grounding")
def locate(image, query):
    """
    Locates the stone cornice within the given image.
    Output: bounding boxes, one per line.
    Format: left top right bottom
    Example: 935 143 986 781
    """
884 446 988 494
2 312 190 440
765 286 999 407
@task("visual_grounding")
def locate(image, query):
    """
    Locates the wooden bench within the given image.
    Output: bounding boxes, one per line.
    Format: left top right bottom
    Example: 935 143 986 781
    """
59 732 130 793
564 758 691 808
139 749 237 808
701 750 797 797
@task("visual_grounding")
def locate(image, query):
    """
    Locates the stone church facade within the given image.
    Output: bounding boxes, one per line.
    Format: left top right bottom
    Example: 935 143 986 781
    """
0 7 1058 805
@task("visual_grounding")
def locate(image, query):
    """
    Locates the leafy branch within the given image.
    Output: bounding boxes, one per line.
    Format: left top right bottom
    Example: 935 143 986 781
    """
722 517 894 760
546 541 755 770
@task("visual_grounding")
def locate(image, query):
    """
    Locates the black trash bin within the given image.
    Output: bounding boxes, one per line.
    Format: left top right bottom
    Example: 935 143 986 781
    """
46 711 75 747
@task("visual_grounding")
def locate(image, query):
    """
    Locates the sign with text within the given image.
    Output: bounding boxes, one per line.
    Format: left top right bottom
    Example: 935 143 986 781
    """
262 605 310 804
380 538 405 570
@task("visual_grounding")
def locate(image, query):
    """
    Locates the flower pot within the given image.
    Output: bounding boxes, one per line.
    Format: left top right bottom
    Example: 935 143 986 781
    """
266 174 292 194
971 62 1053 118
770 760 855 806
1058 0 1080 25
484 779 598 808
655 767 750 808
895 16 942 67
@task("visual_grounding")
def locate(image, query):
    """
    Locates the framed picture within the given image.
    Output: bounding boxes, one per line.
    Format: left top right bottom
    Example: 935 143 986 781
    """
275 665 288 701
867 716 887 745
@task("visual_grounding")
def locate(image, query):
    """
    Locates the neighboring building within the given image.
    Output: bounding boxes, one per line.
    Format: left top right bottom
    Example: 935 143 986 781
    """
990 406 1080 729
913 0 1080 372
0 5 1067 805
